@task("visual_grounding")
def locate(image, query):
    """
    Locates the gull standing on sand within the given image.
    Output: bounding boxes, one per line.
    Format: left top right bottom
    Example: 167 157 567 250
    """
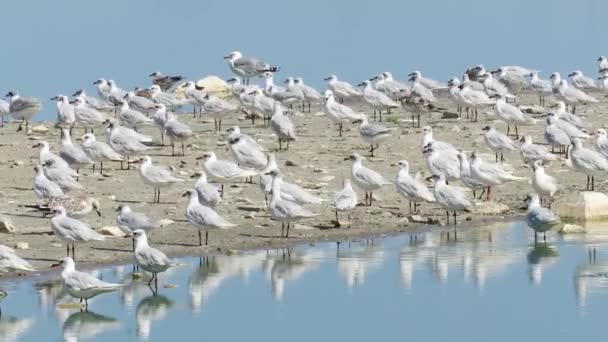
324 75 361 102
0 244 35 273
163 111 193 156
132 229 174 288
46 194 101 218
524 194 560 242
227 126 263 150
42 160 83 191
469 151 527 200
183 189 236 245
259 156 323 206
457 84 495 122
546 112 588 139
33 165 64 200
72 89 113 112
554 79 598 113
124 91 157 116
518 136 560 163
372 72 408 101
431 173 472 225
408 71 446 90
5 91 42 132
395 160 435 213
323 90 363 136
420 126 457 152
228 134 267 176
568 70 598 90
201 93 237 131
59 129 93 171
531 161 558 205
116 205 161 249
0 97 9 126
118 101 152 132
408 73 437 103
106 80 127 107
270 102 296 150
552 101 591 129
569 138 608 191
51 95 76 132
224 51 279 85
105 121 151 169
51 257 123 309
198 151 258 195
294 78 322 112
355 115 392 157
493 95 536 138
49 206 104 259
266 171 316 238
479 73 515 99
346 153 391 206
192 170 222 207
544 116 571 154
81 133 123 174
137 156 185 203
593 129 608 159
482 126 520 162
179 81 207 116
149 85 188 111
422 142 461 181
71 97 106 133
248 88 276 124
358 80 399 121
34 141 71 170
334 179 357 228
457 152 487 199
149 71 184 92
527 71 552 106
151 104 169 145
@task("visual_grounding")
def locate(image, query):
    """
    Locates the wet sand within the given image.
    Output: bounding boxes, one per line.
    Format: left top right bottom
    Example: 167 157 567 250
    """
0 91 604 276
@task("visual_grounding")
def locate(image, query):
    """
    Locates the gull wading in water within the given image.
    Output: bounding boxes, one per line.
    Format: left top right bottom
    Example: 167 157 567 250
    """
524 193 560 242
334 179 357 228
346 153 391 206
183 189 236 245
137 156 185 203
49 206 104 260
51 257 123 309
132 229 174 289
395 160 435 213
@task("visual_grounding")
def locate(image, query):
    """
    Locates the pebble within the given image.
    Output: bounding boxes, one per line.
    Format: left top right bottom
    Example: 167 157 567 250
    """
285 160 298 167
15 242 29 250
31 125 49 133
99 226 125 237
159 219 175 227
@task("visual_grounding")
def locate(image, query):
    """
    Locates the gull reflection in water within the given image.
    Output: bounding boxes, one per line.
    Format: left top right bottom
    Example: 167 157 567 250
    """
189 252 266 314
264 248 323 301
527 243 559 285
336 241 384 289
0 316 34 342
574 254 608 309
62 310 120 342
136 293 174 341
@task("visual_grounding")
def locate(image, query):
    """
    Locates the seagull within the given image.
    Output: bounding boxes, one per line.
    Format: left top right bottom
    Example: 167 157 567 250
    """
137 156 185 203
224 51 279 85
104 121 151 169
546 112 588 139
345 153 391 206
200 92 237 131
59 129 93 171
163 111 193 156
554 79 598 113
482 126 520 162
248 88 277 124
593 128 608 159
408 70 446 90
294 77 322 112
354 115 392 157
49 206 104 260
457 152 487 199
420 126 457 153
81 133 123 174
493 95 536 138
282 77 306 110
226 126 264 151
149 85 188 111
544 116 571 154
524 193 560 242
117 101 153 132
518 135 560 163
493 67 528 95
527 71 552 106
34 141 72 170
149 71 184 92
551 101 591 129
322 90 363 136
569 138 608 191
228 133 267 175
5 91 42 132
198 151 258 195
183 189 236 245
124 91 157 115
51 257 123 309
151 104 169 145
479 72 515 99
457 84 495 122
33 165 64 200
408 72 437 103
568 70 598 90
0 98 9 126
430 173 472 225
599 56 608 73
132 229 174 288
72 89 113 112
46 194 101 218
70 97 107 133
106 80 127 107
371 72 405 100
42 160 83 191
116 205 161 247
469 151 527 200
358 80 399 121
258 154 322 207
395 160 435 213
266 170 316 238
270 102 296 150
531 161 558 205
422 142 461 181
192 170 222 207
334 179 357 227
51 95 76 133
324 75 361 102
179 81 207 116
0 244 35 273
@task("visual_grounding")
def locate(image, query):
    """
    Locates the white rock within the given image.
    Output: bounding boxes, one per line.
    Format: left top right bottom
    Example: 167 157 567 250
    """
15 242 29 250
555 191 608 221
159 219 174 227
31 125 49 133
195 76 231 96
99 226 125 237
560 224 585 234
474 201 510 215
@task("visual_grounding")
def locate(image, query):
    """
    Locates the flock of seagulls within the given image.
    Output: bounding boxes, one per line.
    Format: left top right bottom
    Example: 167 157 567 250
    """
3 50 608 308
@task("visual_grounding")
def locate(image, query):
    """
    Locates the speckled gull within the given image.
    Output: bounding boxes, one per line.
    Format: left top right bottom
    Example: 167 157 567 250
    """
395 160 435 213
49 206 104 260
183 189 236 245
149 71 184 92
137 156 185 203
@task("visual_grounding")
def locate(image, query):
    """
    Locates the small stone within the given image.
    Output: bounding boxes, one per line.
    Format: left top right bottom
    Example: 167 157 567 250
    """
15 242 29 250
179 171 188 176
51 243 62 248
285 160 298 167
226 249 238 255
159 219 174 227
442 111 460 119
12 160 24 167
450 125 461 132
370 209 383 215
313 168 327 173
408 215 426 223
319 175 335 182
475 201 509 215
216 141 227 146
560 224 585 234
108 195 116 201
293 224 314 230
99 226 125 237
244 213 256 219
398 217 409 226
0 215 16 233
31 125 49 133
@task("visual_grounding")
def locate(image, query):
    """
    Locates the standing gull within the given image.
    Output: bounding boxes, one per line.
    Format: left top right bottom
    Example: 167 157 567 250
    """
569 138 608 191
544 116 571 155
5 91 42 132
163 111 193 156
334 179 357 228
355 115 392 157
59 129 93 171
482 126 520 162
105 121 151 169
34 141 72 170
116 205 161 249
324 75 361 103
132 229 174 288
457 152 487 199
469 151 526 200
118 101 152 132
72 89 113 112
518 136 560 163
422 142 461 181
81 133 123 174
71 97 106 133
49 206 104 260
531 161 558 205
524 194 560 242
322 90 363 136
33 165 64 200
228 134 267 177
493 95 536 138
270 102 296 150
266 171 316 238
201 92 237 131
527 71 552 106
568 70 598 90
345 153 391 206
149 71 184 92
51 95 76 133
358 80 399 121
198 151 258 195
192 170 222 207
0 244 35 273
137 156 185 203
224 51 279 85
183 190 236 245
431 173 472 225
593 128 608 159
395 160 435 213
42 160 83 191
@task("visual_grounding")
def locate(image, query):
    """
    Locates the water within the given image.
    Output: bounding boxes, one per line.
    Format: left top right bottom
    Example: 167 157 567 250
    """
2 0 607 121
2 221 608 341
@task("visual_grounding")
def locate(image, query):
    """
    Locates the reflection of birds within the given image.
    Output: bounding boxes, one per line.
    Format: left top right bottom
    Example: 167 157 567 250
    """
0 316 35 342
136 294 174 341
575 261 608 308
336 243 383 288
527 243 559 285
62 310 120 342
267 250 322 301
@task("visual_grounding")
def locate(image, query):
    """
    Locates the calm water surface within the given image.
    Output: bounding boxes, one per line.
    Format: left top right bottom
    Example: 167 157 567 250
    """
2 221 608 341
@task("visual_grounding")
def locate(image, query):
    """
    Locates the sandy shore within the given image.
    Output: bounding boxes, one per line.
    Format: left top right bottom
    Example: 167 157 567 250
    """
0 91 604 277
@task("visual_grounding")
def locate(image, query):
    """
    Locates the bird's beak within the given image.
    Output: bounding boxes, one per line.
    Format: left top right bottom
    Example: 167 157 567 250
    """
50 96 58 100
425 176 433 181
323 77 331 81
50 263 60 268
343 157 350 161
123 234 132 239
223 55 231 59
148 73 155 77
357 82 365 87
195 156 204 160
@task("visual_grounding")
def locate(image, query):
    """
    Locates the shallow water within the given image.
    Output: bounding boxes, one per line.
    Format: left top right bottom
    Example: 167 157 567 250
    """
2 221 608 341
